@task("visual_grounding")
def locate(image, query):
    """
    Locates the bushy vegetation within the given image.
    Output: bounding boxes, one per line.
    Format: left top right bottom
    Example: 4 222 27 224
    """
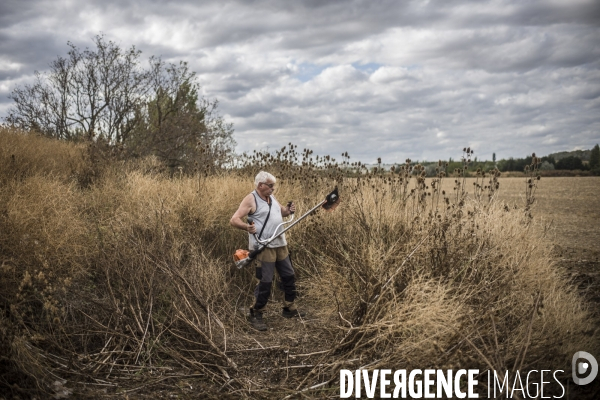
590 144 600 175
495 146 600 175
4 35 235 171
0 128 598 398
381 153 574 177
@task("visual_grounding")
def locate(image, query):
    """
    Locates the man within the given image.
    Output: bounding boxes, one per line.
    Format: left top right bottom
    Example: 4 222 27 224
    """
230 171 305 331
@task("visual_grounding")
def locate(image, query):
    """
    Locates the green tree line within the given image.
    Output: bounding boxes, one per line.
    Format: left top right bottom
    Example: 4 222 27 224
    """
384 144 600 177
497 145 599 173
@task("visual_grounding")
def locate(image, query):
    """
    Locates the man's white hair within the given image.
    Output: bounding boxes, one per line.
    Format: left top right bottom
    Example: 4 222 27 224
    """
255 171 276 187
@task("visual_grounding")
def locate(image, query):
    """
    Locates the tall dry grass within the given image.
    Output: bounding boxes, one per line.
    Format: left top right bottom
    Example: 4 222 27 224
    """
0 129 597 398
301 191 596 369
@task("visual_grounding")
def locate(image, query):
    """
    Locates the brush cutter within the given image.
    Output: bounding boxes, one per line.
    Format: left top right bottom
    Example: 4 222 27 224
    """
233 187 340 269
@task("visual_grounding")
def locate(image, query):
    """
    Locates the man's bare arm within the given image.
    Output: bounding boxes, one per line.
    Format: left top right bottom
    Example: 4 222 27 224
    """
230 194 257 234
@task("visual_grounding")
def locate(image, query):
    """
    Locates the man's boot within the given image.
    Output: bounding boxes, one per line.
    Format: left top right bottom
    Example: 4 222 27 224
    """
248 308 267 331
282 307 306 318
282 301 306 318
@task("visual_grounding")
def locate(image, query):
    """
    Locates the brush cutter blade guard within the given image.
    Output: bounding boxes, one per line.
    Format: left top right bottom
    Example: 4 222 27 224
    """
322 187 340 211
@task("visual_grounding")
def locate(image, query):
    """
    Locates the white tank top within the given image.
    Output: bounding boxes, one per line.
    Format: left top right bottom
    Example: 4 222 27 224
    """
248 190 287 249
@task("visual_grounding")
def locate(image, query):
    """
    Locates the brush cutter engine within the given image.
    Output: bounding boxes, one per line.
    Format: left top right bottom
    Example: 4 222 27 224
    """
233 249 250 263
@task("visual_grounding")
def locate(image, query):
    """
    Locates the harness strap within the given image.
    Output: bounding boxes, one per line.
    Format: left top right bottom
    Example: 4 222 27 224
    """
251 192 272 240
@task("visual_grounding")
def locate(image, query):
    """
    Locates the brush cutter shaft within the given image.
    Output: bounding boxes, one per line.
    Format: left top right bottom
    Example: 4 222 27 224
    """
236 200 326 269
272 200 325 238
253 200 323 248
234 188 339 269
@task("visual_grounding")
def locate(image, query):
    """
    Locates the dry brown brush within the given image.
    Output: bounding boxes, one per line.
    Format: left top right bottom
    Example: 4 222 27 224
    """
0 128 252 397
0 130 598 398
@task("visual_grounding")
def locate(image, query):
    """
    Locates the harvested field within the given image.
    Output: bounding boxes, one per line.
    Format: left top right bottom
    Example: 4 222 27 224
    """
495 177 600 253
509 177 600 324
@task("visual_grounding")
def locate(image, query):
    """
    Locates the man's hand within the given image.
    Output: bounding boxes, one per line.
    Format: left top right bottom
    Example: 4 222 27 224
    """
247 222 257 234
282 201 295 217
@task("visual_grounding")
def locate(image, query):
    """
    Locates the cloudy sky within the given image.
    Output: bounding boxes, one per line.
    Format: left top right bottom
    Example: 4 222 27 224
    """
1 0 599 163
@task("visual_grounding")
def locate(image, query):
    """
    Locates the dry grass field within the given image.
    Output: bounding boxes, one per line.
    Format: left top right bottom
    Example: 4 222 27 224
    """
439 176 600 260
1 129 599 399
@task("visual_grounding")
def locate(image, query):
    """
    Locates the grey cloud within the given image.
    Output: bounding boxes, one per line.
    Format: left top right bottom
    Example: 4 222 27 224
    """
507 0 600 26
1 0 599 162
230 52 599 160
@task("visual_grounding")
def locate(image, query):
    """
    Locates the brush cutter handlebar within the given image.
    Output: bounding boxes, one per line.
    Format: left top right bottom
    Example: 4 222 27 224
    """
233 188 340 269
249 201 296 245
253 214 295 245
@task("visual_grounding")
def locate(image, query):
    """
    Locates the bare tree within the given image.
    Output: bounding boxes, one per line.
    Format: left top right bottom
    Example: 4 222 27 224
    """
5 34 235 169
6 34 148 142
